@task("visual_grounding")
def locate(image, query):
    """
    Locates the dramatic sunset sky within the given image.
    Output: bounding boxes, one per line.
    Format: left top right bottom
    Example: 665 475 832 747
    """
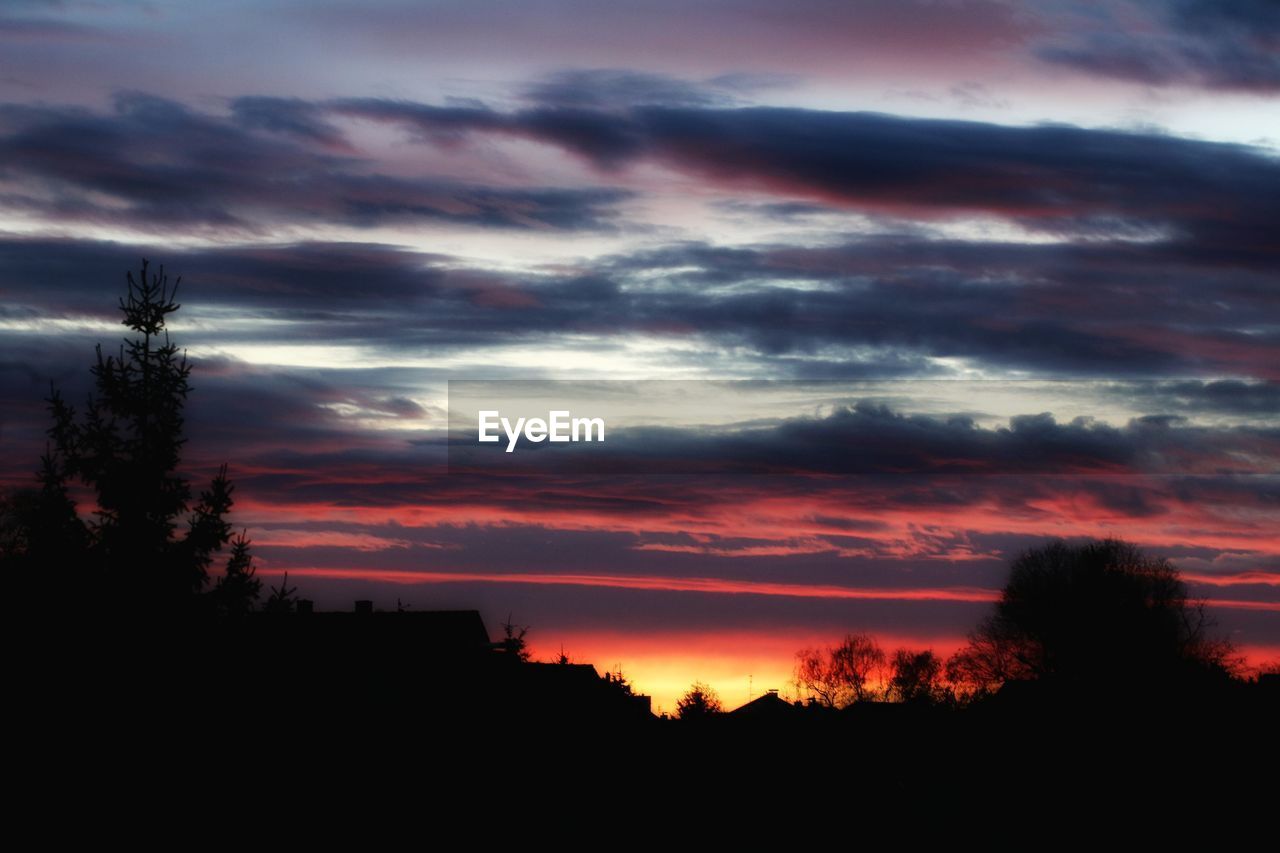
1 0 1277 711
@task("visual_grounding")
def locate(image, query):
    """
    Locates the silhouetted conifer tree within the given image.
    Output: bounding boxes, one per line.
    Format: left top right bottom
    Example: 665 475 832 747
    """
501 614 531 661
262 571 298 614
16 259 257 617
213 530 261 618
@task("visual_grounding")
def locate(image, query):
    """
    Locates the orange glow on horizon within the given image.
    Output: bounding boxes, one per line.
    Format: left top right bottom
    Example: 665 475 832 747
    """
526 629 970 715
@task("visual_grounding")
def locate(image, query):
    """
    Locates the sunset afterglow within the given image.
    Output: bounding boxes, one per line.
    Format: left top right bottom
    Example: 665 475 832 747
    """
3 0 1278 710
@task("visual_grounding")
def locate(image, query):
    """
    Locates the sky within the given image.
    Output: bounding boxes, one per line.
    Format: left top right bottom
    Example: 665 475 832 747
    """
1 0 1278 712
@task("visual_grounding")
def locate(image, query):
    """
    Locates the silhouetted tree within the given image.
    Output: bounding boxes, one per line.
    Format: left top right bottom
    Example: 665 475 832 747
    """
0 492 24 560
19 259 258 616
886 648 945 704
946 621 1027 699
947 538 1239 695
262 571 298 614
795 632 886 707
211 530 260 618
0 471 87 586
675 681 723 719
602 666 636 697
501 614 531 661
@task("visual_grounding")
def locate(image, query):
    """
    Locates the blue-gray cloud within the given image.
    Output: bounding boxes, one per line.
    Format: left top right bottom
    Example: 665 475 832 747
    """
0 94 631 231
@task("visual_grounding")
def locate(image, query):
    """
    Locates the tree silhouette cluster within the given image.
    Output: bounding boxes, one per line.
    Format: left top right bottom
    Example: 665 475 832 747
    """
795 633 949 707
1 260 259 619
790 538 1243 708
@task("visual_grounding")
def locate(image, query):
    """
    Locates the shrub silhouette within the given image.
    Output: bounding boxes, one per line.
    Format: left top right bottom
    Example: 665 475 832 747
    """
3 259 257 617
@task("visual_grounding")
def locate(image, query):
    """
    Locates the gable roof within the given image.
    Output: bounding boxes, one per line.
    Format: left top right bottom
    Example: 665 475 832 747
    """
729 690 796 717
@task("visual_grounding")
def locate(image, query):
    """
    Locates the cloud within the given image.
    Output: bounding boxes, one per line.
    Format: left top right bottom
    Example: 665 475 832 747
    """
7 88 1280 262
229 96 348 147
522 69 735 109
0 94 631 232
7 299 1276 650
453 399 1280 477
1 229 1277 381
1037 0 1280 91
1103 380 1280 418
336 97 1280 253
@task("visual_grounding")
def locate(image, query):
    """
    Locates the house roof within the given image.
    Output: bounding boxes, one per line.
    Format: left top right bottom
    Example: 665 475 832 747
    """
729 690 797 717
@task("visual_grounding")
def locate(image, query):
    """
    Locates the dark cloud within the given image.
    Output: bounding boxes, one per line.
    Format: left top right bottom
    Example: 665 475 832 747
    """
711 200 836 220
6 302 1275 643
7 89 1279 254
2 230 1277 380
590 237 1278 376
332 97 649 167
1037 37 1188 87
1038 0 1280 91
1171 0 1280 33
6 286 1274 525
0 94 630 231
522 69 733 109
451 399 1280 477
340 98 1280 255
229 96 347 147
1104 380 1280 418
